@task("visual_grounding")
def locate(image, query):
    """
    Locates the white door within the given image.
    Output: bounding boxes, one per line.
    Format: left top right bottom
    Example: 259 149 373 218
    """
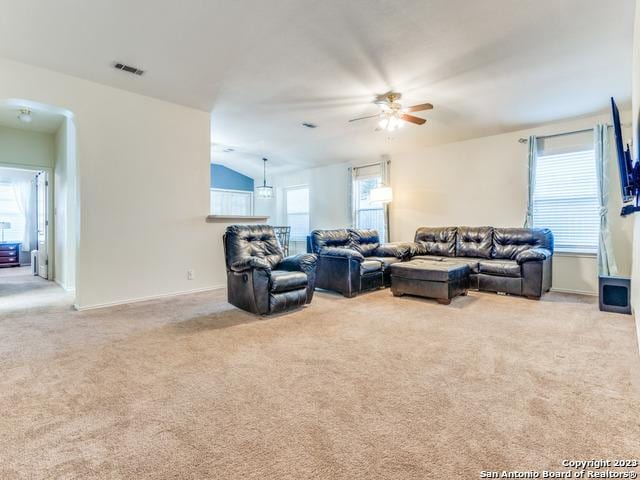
36 172 48 279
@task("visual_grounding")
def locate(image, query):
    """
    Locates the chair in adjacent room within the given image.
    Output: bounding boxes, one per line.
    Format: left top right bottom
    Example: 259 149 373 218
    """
272 226 291 256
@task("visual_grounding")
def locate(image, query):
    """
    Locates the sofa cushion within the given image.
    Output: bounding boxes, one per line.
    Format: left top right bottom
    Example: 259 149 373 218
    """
411 255 446 262
373 242 411 259
492 228 554 259
309 229 350 254
390 259 469 282
413 227 457 257
443 257 480 274
349 229 380 256
479 259 521 278
367 256 402 269
361 259 383 274
270 270 308 293
456 226 493 259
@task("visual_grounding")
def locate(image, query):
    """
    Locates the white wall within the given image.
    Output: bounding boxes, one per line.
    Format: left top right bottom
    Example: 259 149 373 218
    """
630 0 640 349
254 192 278 221
271 162 351 229
0 58 224 309
53 118 77 291
0 125 54 169
267 162 352 253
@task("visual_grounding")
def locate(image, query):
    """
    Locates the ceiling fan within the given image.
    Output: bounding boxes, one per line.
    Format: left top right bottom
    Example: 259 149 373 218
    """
348 92 433 132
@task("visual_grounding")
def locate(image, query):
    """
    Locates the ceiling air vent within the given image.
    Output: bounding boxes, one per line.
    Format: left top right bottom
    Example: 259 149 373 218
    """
113 62 145 76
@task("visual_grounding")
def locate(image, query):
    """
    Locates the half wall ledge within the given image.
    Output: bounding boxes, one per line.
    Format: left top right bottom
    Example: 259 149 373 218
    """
206 215 270 223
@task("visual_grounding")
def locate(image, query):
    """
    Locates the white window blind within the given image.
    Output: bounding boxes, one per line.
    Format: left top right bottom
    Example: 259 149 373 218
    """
352 164 386 241
532 147 599 253
210 188 253 216
286 186 309 241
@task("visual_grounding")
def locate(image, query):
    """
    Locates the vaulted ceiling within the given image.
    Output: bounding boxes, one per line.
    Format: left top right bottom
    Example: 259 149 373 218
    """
0 0 633 177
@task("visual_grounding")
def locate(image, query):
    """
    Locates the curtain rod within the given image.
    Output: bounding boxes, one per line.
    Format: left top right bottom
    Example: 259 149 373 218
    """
517 124 615 143
351 159 391 169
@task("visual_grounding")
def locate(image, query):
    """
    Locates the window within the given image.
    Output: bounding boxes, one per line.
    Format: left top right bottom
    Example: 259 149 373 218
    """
285 186 309 241
210 188 253 216
532 134 599 253
0 183 25 243
352 166 386 241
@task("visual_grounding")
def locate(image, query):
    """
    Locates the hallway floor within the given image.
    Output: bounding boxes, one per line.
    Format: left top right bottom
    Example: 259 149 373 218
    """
0 266 73 313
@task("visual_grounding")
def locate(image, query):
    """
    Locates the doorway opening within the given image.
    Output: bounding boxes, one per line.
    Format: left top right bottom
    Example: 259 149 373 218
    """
0 167 50 279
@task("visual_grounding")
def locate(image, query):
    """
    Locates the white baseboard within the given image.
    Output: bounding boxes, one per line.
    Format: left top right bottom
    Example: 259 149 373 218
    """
550 287 597 296
54 279 76 293
74 284 226 311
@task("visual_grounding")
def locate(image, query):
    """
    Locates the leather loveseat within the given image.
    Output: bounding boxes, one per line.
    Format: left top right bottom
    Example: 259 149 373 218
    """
307 229 409 297
223 225 318 315
409 226 553 299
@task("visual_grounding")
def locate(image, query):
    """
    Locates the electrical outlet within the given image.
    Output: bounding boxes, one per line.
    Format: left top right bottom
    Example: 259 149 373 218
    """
187 269 195 280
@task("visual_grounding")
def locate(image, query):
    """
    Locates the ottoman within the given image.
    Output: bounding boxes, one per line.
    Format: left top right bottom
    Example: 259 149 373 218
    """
389 259 470 305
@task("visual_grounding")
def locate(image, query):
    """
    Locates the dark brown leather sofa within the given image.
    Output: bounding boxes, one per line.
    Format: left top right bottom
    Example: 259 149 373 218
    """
409 226 553 299
307 228 409 297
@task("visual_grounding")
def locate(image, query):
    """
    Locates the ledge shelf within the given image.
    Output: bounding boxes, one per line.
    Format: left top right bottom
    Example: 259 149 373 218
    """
206 215 270 223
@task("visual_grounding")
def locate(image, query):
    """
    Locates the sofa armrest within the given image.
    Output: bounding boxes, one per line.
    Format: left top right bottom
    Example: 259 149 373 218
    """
373 242 411 259
277 253 318 304
319 247 364 262
406 241 427 257
516 248 552 264
230 256 272 272
316 250 362 298
278 253 318 273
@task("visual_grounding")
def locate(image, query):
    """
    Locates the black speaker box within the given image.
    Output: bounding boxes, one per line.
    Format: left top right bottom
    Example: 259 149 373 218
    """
598 276 631 314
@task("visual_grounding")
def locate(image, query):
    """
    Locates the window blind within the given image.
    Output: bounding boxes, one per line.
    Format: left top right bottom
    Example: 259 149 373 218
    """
353 175 385 241
286 186 309 241
210 189 253 216
532 149 599 253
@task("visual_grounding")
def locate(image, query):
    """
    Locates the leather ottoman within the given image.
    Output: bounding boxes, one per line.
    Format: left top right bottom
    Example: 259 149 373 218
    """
389 259 470 305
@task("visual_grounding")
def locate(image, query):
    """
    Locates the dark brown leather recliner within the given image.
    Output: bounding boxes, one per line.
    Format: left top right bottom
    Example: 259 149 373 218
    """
223 225 317 315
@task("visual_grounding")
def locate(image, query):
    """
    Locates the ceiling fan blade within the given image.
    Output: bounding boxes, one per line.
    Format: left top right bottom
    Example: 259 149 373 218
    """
401 114 427 125
348 113 380 123
405 103 433 113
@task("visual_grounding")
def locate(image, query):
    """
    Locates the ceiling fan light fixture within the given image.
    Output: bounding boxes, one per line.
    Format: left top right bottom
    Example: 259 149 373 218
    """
349 92 431 131
378 113 404 132
17 109 33 123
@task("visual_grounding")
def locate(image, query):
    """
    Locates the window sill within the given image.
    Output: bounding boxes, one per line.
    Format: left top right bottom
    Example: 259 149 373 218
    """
554 250 597 258
206 215 269 223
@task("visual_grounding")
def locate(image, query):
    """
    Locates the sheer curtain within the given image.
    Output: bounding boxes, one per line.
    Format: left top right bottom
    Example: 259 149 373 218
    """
594 124 618 276
524 135 537 227
12 179 36 252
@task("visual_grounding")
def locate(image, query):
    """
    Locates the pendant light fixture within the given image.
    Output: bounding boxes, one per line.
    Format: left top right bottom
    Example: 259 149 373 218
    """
256 157 273 199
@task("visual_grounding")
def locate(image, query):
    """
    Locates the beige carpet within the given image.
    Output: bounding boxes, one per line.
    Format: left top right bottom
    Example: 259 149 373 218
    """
1 275 639 479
